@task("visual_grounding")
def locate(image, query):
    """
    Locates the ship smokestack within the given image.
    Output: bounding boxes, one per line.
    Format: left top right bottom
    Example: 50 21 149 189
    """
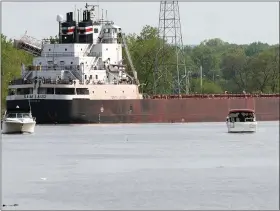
70 12 73 22
66 12 70 22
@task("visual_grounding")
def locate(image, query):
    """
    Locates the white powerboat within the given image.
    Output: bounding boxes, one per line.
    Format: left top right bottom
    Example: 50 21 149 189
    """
226 109 257 133
2 106 36 134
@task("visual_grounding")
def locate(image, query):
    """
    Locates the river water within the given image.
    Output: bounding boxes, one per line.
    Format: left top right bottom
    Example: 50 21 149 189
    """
2 122 279 210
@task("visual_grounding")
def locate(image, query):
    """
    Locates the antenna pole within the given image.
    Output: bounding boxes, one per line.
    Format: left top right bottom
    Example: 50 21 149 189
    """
74 5 76 21
98 1 100 20
28 99 32 114
155 1 187 95
58 22 62 44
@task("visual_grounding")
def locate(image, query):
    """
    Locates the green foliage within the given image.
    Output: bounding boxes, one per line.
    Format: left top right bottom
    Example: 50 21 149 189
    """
1 34 33 110
190 78 223 94
125 27 279 95
49 35 59 44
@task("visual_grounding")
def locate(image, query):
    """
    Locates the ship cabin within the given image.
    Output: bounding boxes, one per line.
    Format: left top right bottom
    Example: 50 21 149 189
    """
226 109 256 123
7 5 140 100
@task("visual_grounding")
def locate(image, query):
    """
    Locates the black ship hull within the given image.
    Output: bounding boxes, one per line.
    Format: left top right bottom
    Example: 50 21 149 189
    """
6 99 142 124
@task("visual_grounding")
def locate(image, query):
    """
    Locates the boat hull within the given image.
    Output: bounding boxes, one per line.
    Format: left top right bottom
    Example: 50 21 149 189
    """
6 97 280 124
2 121 36 134
226 121 257 133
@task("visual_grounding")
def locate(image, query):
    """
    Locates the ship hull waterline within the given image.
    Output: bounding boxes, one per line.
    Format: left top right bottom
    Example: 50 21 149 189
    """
6 97 280 124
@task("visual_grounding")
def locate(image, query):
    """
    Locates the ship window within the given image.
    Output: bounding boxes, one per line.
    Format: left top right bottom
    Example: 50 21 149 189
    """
6 113 17 118
94 28 98 33
122 91 124 93
90 75 92 79
130 104 133 111
65 48 67 51
16 88 32 95
71 62 73 64
81 48 82 51
95 75 98 79
39 62 42 65
105 91 107 93
49 49 51 51
76 88 89 95
55 88 75 95
60 61 65 65
46 88 54 94
85 75 87 79
8 88 17 95
38 88 47 94
106 48 108 51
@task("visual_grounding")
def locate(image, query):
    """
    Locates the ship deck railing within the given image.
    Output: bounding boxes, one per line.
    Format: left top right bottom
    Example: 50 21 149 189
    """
9 78 125 86
41 52 102 57
25 65 81 71
149 94 280 99
24 64 106 72
9 79 79 86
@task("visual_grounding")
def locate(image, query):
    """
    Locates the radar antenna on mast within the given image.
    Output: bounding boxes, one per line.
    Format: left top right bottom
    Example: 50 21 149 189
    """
85 3 99 21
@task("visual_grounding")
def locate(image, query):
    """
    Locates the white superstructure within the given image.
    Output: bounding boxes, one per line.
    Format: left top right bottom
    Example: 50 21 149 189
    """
8 4 142 102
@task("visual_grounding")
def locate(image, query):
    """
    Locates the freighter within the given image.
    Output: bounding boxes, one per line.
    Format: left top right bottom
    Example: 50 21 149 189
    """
6 4 280 124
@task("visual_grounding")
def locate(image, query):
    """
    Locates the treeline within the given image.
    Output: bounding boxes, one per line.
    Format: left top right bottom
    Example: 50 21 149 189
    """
1 34 33 109
123 25 280 95
1 26 279 107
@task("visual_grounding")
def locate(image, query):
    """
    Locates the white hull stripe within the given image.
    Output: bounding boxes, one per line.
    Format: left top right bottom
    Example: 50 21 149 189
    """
78 26 93 30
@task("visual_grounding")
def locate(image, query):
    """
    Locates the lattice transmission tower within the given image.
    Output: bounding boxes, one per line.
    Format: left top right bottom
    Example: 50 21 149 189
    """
154 1 188 95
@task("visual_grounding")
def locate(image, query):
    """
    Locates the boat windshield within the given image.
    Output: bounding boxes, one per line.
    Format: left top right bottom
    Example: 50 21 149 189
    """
6 113 31 118
228 111 255 122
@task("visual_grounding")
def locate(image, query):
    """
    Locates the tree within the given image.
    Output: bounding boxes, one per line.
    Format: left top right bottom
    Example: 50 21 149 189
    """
248 46 279 93
1 34 33 111
244 42 270 57
220 48 252 92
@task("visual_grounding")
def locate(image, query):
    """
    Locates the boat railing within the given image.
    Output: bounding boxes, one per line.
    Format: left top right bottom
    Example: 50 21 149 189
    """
5 113 32 118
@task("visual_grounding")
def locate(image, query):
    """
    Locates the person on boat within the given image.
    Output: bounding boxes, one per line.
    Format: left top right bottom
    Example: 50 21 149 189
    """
238 112 245 122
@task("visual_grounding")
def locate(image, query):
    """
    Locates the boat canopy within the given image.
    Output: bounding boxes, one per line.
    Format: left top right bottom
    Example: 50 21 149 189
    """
228 109 255 114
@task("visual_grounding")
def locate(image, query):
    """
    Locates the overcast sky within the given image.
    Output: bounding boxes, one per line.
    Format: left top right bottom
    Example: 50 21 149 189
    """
2 1 279 45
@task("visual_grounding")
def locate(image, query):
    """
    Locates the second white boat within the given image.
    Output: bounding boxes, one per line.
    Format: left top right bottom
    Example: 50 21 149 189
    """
226 109 257 133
